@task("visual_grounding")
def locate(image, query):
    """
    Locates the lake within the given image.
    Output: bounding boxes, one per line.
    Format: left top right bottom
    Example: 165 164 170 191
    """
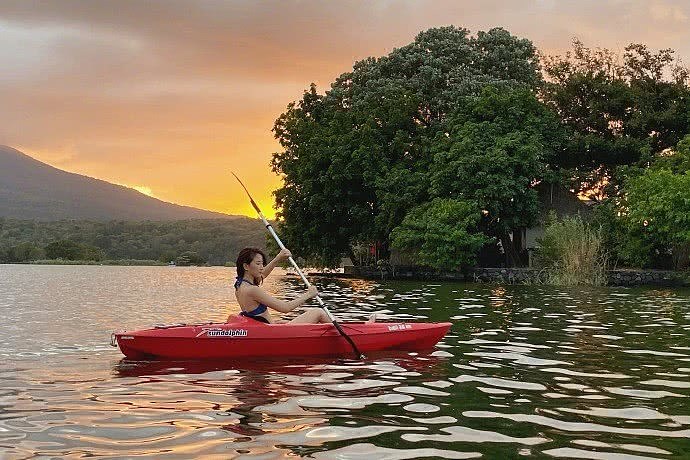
1 264 689 458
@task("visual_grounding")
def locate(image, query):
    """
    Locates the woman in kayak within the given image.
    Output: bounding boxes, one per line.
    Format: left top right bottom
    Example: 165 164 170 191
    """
232 247 329 324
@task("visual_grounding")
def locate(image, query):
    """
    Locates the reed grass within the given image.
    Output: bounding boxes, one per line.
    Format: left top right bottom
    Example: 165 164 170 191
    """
536 215 608 286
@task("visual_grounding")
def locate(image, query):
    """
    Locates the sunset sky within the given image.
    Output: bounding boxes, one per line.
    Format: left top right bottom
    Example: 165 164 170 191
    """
2 1 690 218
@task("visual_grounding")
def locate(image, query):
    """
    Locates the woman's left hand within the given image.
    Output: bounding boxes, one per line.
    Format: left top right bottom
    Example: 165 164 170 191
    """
279 248 292 260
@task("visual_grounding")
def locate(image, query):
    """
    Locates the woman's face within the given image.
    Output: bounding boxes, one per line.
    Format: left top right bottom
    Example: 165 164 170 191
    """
243 253 264 279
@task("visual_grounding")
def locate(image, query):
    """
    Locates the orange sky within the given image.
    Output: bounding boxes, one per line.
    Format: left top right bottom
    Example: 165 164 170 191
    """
2 1 690 218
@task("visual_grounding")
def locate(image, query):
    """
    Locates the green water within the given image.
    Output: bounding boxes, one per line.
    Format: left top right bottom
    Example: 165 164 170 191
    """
1 265 689 458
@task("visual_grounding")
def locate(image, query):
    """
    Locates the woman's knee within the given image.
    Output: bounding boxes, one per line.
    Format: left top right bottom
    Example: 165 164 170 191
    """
306 308 325 321
302 308 324 322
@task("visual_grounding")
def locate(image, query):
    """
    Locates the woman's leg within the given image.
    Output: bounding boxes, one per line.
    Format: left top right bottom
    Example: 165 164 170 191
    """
288 308 330 324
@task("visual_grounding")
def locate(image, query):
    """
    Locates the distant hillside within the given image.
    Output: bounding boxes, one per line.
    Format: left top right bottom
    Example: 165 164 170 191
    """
0 218 268 265
0 145 236 221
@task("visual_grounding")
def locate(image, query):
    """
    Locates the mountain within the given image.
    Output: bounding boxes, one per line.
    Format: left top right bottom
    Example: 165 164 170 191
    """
0 145 237 221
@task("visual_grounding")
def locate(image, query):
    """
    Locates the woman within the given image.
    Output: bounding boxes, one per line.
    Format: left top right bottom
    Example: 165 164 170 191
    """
231 247 330 324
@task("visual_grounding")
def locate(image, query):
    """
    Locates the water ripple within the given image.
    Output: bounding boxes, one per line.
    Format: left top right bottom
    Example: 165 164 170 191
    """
463 411 690 437
1 265 690 458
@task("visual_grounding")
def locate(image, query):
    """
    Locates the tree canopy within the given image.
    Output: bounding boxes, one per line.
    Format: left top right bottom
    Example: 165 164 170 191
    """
272 26 546 266
540 40 690 199
596 135 690 269
271 27 690 269
428 85 564 263
614 168 690 270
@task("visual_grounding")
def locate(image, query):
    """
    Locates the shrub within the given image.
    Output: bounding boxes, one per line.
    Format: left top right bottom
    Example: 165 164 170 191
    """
622 169 690 270
390 198 490 270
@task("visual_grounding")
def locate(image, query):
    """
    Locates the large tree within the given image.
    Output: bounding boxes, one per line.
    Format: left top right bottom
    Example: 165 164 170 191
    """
428 85 564 265
541 40 690 199
272 26 543 266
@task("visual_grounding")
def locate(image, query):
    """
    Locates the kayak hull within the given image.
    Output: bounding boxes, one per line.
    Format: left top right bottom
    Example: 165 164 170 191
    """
114 315 451 360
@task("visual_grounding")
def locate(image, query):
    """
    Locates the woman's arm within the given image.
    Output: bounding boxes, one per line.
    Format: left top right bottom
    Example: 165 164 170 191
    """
250 285 318 313
262 248 291 278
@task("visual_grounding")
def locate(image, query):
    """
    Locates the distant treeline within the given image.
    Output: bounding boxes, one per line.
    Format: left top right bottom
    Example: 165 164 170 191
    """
0 218 267 265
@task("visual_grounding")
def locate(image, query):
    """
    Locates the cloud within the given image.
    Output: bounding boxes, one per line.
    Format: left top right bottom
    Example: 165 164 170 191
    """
1 0 689 216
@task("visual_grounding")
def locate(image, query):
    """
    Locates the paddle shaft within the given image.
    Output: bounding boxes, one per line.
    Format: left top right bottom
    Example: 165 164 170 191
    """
232 172 365 359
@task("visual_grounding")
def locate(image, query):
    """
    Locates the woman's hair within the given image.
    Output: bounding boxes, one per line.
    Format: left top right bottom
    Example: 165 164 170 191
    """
236 247 267 282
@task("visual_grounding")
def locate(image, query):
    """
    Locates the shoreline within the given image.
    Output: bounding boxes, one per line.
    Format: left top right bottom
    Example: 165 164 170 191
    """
9 259 169 266
308 266 690 287
3 263 688 287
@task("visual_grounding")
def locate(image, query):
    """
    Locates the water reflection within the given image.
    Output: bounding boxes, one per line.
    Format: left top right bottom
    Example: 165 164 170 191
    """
1 265 689 458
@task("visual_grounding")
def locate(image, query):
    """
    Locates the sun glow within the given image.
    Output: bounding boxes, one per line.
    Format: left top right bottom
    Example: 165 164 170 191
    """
230 199 278 220
133 186 155 197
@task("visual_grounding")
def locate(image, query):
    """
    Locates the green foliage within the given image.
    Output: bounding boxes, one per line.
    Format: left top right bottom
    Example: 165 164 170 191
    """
541 40 690 199
272 26 545 265
592 200 652 269
44 240 104 261
175 251 205 266
651 134 690 173
430 85 564 238
594 135 690 270
1 241 45 262
390 198 489 270
0 218 266 265
621 169 690 269
535 214 608 286
269 29 690 270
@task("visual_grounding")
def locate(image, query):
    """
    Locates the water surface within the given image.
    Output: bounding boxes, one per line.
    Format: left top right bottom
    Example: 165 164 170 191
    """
1 265 689 458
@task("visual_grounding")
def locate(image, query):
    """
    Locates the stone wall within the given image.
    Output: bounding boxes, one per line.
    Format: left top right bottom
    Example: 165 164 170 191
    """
469 268 543 284
607 269 689 287
470 268 690 286
339 265 690 287
342 265 465 281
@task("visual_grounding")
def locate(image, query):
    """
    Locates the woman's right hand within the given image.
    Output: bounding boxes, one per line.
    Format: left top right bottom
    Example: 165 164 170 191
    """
306 285 319 299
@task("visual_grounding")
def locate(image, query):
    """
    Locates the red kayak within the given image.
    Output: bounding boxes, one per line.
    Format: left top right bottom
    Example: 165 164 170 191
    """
113 315 451 360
